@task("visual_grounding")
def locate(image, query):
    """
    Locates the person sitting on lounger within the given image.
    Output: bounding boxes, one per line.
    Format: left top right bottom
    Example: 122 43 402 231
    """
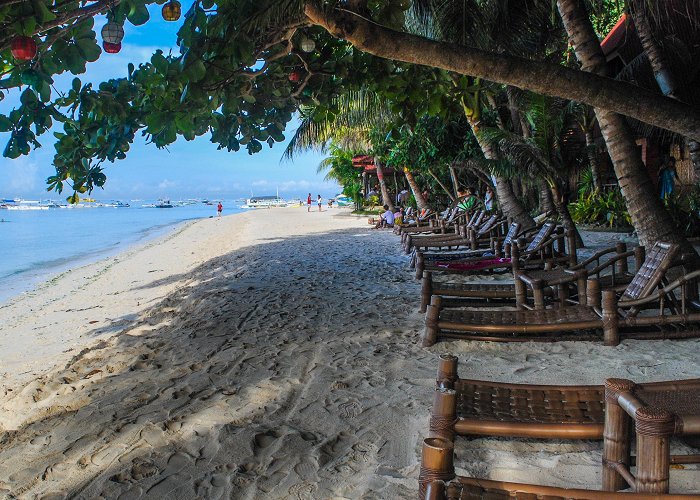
456 186 481 213
374 205 395 228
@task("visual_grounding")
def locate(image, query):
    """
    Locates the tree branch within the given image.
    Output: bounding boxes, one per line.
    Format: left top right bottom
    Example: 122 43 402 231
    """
303 2 700 141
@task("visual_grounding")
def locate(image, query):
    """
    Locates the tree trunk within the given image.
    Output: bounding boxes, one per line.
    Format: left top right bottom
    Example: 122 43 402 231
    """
495 176 534 229
374 157 395 211
304 3 700 141
629 0 700 184
556 0 691 251
448 165 460 197
584 129 603 191
404 168 429 210
427 168 456 202
551 183 585 247
465 116 535 229
538 179 555 214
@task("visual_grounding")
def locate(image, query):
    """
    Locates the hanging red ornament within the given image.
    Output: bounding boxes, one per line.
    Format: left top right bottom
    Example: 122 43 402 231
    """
288 70 302 83
162 1 182 21
11 36 38 61
101 21 125 44
103 41 122 54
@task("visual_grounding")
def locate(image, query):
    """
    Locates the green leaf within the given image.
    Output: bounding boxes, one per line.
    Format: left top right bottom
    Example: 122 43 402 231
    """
72 77 81 93
0 116 12 132
186 60 206 82
32 0 57 23
76 38 101 62
127 3 150 25
151 51 168 74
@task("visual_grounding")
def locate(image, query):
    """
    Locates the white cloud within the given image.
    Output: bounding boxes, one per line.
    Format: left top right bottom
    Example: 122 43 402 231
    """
157 179 178 191
0 157 41 195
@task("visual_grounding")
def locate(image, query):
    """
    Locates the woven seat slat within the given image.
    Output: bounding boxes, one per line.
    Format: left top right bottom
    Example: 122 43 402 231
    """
454 380 605 425
435 283 515 293
441 306 600 326
636 387 700 416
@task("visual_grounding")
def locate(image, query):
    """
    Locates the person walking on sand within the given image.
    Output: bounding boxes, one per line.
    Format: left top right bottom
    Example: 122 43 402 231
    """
307 193 312 212
217 201 223 217
317 194 323 212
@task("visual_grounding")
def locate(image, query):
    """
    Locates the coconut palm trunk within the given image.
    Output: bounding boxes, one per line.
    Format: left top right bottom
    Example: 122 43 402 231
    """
374 157 395 211
556 0 690 251
629 0 700 181
466 116 535 229
584 129 603 191
538 179 555 214
404 168 429 210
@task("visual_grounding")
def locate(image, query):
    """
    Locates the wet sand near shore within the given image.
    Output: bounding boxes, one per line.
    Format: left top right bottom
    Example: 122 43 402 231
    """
0 209 698 498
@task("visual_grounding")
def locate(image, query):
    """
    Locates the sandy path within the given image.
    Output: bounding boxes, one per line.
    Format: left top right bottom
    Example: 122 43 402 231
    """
0 212 698 498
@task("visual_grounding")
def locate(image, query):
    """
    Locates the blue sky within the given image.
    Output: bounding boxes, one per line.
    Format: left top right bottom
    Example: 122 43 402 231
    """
0 6 338 201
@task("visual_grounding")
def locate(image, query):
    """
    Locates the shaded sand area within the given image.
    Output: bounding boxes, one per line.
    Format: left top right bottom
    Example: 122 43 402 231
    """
0 209 699 498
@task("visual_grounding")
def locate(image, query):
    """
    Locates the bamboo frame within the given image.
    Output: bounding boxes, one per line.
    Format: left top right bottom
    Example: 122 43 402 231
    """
602 377 700 494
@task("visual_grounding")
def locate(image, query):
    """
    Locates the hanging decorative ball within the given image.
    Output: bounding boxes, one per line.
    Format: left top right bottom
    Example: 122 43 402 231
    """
11 36 38 61
288 70 302 83
103 41 122 54
300 37 316 53
101 21 125 45
162 0 182 21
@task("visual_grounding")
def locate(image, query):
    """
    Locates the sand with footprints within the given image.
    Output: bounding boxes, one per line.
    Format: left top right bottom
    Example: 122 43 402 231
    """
0 208 698 498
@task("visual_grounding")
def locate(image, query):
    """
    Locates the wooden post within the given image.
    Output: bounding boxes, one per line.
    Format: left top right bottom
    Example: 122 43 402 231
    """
419 438 455 500
602 378 634 492
514 272 527 310
436 354 458 389
615 242 628 275
634 245 646 273
602 290 619 346
587 278 601 309
421 271 433 313
423 480 445 500
566 229 577 266
635 407 674 493
510 242 521 273
416 252 425 280
576 273 588 306
469 227 477 250
423 295 442 347
429 388 457 441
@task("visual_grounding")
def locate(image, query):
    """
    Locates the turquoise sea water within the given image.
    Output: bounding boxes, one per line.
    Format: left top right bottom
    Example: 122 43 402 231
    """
0 201 243 303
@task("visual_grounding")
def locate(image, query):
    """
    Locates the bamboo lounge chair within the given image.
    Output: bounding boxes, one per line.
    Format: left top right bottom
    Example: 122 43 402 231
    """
393 207 436 234
398 209 480 242
514 242 645 310
418 222 577 313
413 221 522 278
423 241 700 346
419 441 697 500
404 213 502 254
419 241 635 313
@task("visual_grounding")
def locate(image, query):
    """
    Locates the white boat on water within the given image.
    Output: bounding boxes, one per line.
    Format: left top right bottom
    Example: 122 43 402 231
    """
0 199 49 210
240 195 288 209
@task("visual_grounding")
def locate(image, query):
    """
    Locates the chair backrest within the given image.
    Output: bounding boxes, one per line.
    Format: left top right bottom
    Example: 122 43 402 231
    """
476 215 498 237
465 210 483 228
501 222 521 252
523 222 556 254
621 242 680 300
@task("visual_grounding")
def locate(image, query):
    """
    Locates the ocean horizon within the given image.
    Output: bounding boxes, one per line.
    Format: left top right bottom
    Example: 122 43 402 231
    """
0 200 245 304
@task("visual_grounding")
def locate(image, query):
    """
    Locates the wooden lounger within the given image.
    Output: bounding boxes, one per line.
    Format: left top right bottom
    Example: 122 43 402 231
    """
423 242 700 346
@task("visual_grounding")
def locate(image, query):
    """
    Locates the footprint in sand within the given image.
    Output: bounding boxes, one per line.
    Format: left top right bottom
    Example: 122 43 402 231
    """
288 482 317 499
338 400 362 418
253 429 282 452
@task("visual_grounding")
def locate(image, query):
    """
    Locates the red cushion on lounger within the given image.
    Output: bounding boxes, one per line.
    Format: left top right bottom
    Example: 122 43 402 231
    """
435 257 511 271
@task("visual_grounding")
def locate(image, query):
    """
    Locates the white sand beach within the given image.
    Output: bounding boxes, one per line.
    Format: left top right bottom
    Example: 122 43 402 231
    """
0 208 698 498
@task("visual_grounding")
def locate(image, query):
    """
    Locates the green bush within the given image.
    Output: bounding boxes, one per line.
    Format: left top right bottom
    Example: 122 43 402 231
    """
664 185 700 238
569 189 632 228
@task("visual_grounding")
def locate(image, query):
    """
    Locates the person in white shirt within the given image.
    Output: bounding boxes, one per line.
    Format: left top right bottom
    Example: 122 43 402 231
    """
374 205 395 228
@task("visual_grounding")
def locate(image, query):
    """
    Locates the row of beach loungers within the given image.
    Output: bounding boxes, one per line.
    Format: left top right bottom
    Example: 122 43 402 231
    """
390 208 700 498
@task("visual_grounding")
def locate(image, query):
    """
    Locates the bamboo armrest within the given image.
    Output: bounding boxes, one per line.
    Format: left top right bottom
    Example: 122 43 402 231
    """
587 250 635 275
618 269 700 308
572 246 626 271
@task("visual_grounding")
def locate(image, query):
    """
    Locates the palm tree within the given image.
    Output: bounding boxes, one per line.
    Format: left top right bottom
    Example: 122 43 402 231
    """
556 0 692 251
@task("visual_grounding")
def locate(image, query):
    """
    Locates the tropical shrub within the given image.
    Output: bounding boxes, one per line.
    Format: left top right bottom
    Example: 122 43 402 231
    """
664 185 700 238
569 189 632 228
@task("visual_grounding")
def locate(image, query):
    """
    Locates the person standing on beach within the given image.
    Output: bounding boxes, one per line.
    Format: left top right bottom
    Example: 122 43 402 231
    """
307 193 312 212
217 201 223 217
317 194 323 212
